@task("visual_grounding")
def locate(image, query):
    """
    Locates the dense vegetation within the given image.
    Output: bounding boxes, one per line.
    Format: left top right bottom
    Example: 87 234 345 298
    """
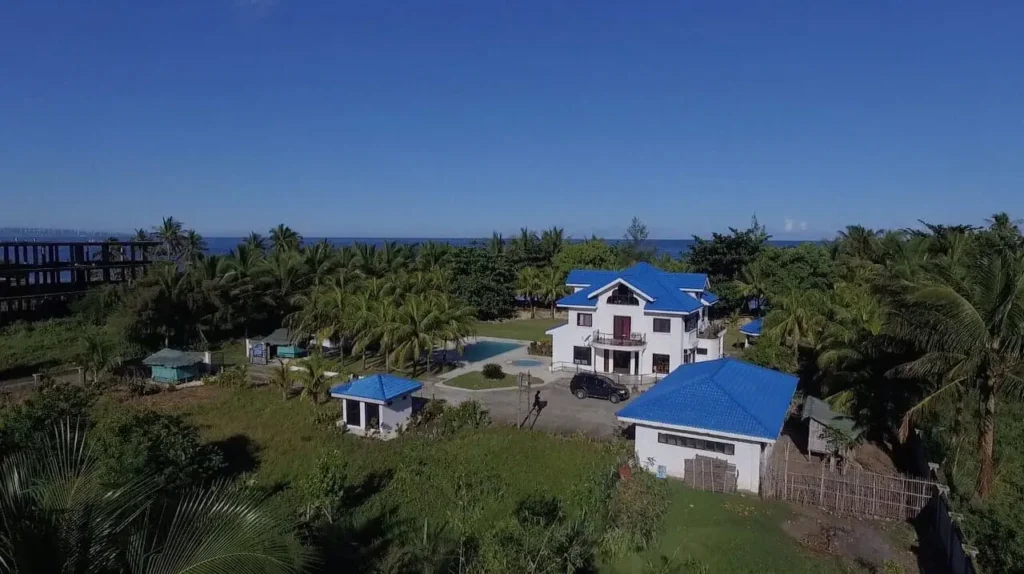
4 213 1024 571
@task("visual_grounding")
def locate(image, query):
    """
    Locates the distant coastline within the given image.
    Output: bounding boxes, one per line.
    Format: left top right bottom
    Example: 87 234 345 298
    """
0 230 811 257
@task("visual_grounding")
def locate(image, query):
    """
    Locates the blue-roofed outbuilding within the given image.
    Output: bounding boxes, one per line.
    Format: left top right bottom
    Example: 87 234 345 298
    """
615 358 797 492
330 374 423 438
739 318 763 337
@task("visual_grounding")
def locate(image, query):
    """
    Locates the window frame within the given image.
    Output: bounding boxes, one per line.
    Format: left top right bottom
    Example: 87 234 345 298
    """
572 345 592 366
576 313 593 327
652 353 670 374
652 318 671 333
657 432 735 456
696 347 708 356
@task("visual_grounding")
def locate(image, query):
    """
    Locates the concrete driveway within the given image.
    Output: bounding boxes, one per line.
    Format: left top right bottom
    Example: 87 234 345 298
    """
419 376 631 437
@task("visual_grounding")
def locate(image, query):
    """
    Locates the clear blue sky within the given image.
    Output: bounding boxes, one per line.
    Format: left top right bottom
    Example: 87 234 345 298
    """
2 1 1022 239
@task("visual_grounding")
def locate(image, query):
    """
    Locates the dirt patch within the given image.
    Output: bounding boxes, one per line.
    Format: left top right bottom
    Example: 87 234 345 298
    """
782 504 921 573
851 442 900 475
114 384 224 410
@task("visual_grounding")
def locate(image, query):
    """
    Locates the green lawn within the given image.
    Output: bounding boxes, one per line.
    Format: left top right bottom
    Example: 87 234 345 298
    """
121 386 839 571
473 318 564 341
608 483 849 573
445 371 541 390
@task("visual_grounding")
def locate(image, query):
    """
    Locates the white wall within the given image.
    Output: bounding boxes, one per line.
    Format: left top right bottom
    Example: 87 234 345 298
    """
551 284 701 375
632 423 767 493
341 394 413 432
695 333 724 362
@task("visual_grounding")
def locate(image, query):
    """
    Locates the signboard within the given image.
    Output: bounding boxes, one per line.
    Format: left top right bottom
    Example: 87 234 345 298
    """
249 342 267 365
656 465 667 480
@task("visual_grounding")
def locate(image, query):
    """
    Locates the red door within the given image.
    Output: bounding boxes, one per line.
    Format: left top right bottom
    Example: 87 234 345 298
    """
613 316 631 340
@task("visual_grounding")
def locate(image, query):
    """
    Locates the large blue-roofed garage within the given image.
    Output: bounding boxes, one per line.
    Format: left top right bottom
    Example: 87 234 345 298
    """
616 358 797 493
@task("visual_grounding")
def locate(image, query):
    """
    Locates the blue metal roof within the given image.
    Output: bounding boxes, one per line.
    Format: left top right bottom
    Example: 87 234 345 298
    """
701 292 720 305
558 263 709 314
615 358 797 441
739 318 763 336
330 374 422 402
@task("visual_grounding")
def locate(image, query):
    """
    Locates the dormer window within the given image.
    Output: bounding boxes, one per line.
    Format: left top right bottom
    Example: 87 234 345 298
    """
606 284 639 306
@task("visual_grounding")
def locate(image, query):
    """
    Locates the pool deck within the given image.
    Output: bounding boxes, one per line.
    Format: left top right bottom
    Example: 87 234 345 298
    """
435 336 556 386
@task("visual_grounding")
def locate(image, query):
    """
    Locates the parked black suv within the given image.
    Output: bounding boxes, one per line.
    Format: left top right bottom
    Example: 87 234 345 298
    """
569 373 630 404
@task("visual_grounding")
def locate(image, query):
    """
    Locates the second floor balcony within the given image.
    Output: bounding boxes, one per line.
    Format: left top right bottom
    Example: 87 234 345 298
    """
591 330 647 348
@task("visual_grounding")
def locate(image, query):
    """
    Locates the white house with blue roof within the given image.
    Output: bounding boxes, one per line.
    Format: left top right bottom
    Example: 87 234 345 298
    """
329 374 423 437
546 263 725 378
615 358 797 492
739 318 763 348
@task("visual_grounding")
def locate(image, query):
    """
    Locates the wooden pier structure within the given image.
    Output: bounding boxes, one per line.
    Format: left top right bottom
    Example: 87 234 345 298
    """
0 240 159 322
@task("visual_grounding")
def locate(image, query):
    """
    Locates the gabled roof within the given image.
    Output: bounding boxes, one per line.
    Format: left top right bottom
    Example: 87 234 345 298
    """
802 396 861 439
616 358 797 441
739 318 763 336
700 292 720 306
557 263 709 314
143 348 204 368
329 374 423 402
261 328 297 346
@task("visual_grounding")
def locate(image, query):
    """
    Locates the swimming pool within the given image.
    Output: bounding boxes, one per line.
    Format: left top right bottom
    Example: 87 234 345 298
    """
510 359 543 367
460 340 522 362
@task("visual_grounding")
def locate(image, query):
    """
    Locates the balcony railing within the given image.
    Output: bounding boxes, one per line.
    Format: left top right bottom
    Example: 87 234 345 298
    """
591 330 647 346
697 320 727 339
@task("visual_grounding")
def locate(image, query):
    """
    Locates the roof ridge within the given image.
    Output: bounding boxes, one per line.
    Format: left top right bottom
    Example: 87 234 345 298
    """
706 360 775 436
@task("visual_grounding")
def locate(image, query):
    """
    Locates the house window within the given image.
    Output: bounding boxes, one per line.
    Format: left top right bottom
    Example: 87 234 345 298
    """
606 284 639 306
577 313 593 327
683 350 695 364
696 347 708 356
345 399 362 427
658 432 735 456
573 346 592 366
653 318 671 333
684 314 698 331
652 354 670 374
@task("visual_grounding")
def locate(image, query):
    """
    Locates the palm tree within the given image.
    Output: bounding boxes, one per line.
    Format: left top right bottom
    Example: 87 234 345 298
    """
0 421 305 573
268 359 294 400
262 249 308 312
365 299 401 372
540 226 565 260
153 216 184 260
536 267 568 318
377 241 410 276
297 353 334 404
416 241 449 271
182 229 207 264
516 267 542 318
886 250 1024 500
763 289 826 361
348 291 377 369
390 294 441 376
354 243 379 277
147 262 194 347
269 224 301 253
837 225 882 262
303 240 338 287
244 231 267 252
434 294 475 368
76 329 119 384
488 232 504 256
732 261 769 316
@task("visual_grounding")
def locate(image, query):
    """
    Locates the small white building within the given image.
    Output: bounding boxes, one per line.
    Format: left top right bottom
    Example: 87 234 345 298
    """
616 358 797 493
546 263 725 379
329 374 422 438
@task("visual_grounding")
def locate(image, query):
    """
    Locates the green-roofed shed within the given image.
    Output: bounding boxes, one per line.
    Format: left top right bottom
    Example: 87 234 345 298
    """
802 396 862 455
143 348 206 383
251 328 306 361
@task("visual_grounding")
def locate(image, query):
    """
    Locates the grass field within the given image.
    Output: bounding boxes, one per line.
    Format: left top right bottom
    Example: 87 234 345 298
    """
608 483 846 573
114 385 846 571
473 318 564 341
444 371 541 390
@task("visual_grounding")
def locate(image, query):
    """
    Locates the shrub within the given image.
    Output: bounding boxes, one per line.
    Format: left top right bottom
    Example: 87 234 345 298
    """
216 364 251 388
528 338 553 357
93 410 223 492
297 452 350 524
482 363 504 379
0 382 97 453
601 472 668 556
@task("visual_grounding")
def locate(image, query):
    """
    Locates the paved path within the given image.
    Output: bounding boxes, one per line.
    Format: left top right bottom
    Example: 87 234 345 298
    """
420 375 628 437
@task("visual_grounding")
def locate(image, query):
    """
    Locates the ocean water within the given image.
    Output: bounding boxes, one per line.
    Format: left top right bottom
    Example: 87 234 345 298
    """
200 237 809 257
0 233 809 259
